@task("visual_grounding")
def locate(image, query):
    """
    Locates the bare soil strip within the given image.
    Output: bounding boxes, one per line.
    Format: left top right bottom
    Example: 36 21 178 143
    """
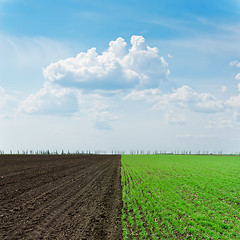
0 154 122 240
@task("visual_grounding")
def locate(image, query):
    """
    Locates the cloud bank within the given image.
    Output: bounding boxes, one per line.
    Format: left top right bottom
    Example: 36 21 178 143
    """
16 36 240 133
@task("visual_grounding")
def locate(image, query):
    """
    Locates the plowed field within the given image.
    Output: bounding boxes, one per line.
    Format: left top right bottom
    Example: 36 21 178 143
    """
0 154 122 240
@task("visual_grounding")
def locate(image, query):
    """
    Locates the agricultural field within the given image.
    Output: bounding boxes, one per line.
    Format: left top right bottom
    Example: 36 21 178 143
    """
0 154 122 240
1 153 240 239
121 154 240 239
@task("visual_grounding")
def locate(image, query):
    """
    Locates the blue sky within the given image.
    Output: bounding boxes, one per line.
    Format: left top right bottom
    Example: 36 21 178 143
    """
1 0 240 153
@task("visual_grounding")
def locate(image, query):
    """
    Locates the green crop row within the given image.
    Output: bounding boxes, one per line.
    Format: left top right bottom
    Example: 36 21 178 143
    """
121 154 240 239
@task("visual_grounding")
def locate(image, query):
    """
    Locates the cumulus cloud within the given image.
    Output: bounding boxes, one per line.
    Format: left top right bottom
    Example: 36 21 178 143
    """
156 86 225 113
226 95 240 109
20 85 79 115
126 86 225 113
43 35 170 90
20 83 118 129
19 36 170 120
20 35 240 131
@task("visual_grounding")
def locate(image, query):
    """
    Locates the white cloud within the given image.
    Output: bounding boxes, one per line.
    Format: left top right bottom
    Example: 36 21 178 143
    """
17 35 240 137
205 76 240 129
20 83 118 129
226 95 240 109
155 86 225 113
43 35 170 90
125 85 225 114
206 110 240 129
230 60 240 67
78 93 118 129
20 85 79 115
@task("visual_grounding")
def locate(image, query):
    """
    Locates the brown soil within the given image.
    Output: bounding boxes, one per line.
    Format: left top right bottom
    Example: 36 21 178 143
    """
0 154 122 240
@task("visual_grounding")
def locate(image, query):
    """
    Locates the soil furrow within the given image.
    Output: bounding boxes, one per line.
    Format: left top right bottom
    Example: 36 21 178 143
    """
0 154 122 240
1 159 96 208
4 158 109 237
34 161 112 240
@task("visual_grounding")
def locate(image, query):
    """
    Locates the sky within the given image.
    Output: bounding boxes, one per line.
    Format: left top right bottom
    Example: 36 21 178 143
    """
1 0 240 153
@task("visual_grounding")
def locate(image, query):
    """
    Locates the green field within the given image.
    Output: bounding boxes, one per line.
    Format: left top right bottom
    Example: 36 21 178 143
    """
121 154 240 239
